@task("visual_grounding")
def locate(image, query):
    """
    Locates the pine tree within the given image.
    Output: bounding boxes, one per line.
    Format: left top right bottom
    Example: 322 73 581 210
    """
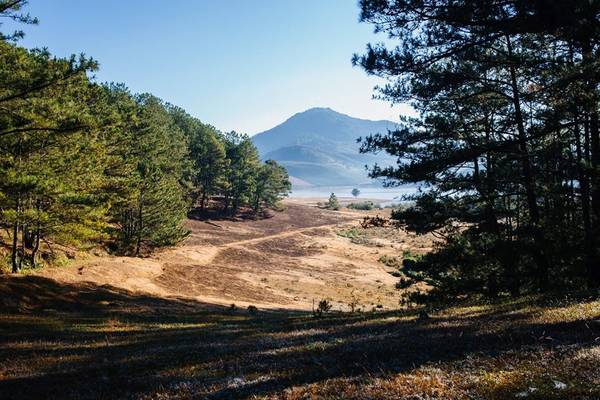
0 0 38 41
0 41 106 271
222 132 260 215
355 0 600 297
168 106 227 211
113 94 190 255
327 193 340 211
251 160 291 214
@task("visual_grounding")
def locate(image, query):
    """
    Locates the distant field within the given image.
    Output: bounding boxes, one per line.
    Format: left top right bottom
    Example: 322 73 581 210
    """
288 185 418 202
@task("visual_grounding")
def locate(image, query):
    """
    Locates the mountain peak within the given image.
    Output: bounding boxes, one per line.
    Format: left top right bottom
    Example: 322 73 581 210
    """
301 106 336 113
252 108 398 186
289 107 342 120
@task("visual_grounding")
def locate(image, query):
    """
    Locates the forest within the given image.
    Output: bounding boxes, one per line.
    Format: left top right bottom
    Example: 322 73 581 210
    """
355 0 600 301
0 1 291 273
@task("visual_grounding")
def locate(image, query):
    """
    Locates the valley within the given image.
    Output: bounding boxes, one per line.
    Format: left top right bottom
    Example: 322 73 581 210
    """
2 2 600 399
32 201 431 312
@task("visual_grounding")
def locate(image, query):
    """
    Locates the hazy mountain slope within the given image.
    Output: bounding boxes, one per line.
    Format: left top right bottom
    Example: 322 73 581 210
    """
252 108 398 186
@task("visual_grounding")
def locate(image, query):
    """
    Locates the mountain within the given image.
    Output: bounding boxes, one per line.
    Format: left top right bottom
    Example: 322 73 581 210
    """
252 107 398 186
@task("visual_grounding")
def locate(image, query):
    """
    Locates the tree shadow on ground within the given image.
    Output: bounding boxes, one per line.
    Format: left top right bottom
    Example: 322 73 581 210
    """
187 204 273 223
0 275 598 399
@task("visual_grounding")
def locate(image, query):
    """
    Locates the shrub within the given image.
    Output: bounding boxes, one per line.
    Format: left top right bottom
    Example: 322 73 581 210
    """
314 299 332 317
379 254 403 269
360 215 389 228
348 201 375 210
326 193 340 210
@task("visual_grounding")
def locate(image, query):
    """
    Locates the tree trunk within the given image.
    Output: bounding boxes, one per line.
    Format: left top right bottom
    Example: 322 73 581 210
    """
200 190 207 211
574 112 594 288
223 194 230 214
589 108 600 287
30 226 40 266
135 191 144 257
582 40 600 288
232 196 240 215
11 220 19 273
19 222 25 270
253 193 261 215
506 35 550 290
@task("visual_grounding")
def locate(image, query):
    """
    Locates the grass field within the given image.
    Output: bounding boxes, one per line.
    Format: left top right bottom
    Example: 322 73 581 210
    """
1 275 599 399
0 202 599 399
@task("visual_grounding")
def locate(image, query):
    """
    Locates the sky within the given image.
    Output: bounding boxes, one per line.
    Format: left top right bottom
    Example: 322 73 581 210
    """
8 0 410 135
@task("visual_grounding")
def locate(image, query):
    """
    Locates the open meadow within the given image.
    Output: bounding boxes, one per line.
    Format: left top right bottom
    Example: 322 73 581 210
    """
1 201 599 399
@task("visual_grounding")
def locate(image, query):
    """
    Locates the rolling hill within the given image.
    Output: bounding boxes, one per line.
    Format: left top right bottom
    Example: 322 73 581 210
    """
252 107 399 186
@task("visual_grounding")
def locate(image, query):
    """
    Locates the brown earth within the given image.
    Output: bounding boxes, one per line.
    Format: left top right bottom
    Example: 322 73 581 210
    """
37 200 432 312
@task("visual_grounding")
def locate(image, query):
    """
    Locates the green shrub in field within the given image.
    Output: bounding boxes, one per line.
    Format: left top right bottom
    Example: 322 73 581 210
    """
337 228 362 240
348 201 376 210
326 193 340 210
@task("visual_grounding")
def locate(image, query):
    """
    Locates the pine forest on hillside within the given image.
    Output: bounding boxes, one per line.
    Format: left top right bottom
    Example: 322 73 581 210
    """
0 2 291 272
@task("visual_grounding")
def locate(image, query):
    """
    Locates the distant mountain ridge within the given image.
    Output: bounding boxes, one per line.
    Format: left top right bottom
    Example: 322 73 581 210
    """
252 108 398 186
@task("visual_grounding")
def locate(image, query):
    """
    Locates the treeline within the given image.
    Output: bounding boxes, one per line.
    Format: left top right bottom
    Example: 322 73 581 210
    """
0 2 290 272
355 0 600 299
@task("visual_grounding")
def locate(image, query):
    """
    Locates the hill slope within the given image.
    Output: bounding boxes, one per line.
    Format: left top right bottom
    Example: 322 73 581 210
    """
252 107 398 186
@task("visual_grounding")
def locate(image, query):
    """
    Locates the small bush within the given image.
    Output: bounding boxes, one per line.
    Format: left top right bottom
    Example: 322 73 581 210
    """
337 227 361 239
379 254 403 269
347 201 376 210
314 299 332 317
326 193 340 210
247 305 258 314
348 291 360 312
360 215 389 228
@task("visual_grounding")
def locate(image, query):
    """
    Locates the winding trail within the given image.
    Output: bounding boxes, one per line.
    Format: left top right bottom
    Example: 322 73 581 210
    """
38 202 428 310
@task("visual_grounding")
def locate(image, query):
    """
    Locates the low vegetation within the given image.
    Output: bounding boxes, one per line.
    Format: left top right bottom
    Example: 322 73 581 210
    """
1 277 598 399
347 201 378 211
325 193 340 211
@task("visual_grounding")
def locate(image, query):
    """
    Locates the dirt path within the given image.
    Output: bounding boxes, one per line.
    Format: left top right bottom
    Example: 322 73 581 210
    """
39 202 430 311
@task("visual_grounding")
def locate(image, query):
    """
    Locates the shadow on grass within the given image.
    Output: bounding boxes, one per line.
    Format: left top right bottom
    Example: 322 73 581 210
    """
187 204 273 223
0 275 598 399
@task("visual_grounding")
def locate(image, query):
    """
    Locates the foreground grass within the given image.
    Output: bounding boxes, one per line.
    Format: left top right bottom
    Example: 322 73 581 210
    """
0 276 599 399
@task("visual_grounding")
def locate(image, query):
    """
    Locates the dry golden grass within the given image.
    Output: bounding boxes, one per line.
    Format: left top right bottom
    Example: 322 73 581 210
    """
1 203 598 399
0 277 598 399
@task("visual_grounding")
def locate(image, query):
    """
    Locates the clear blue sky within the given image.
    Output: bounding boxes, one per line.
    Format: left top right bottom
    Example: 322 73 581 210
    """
10 0 410 134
